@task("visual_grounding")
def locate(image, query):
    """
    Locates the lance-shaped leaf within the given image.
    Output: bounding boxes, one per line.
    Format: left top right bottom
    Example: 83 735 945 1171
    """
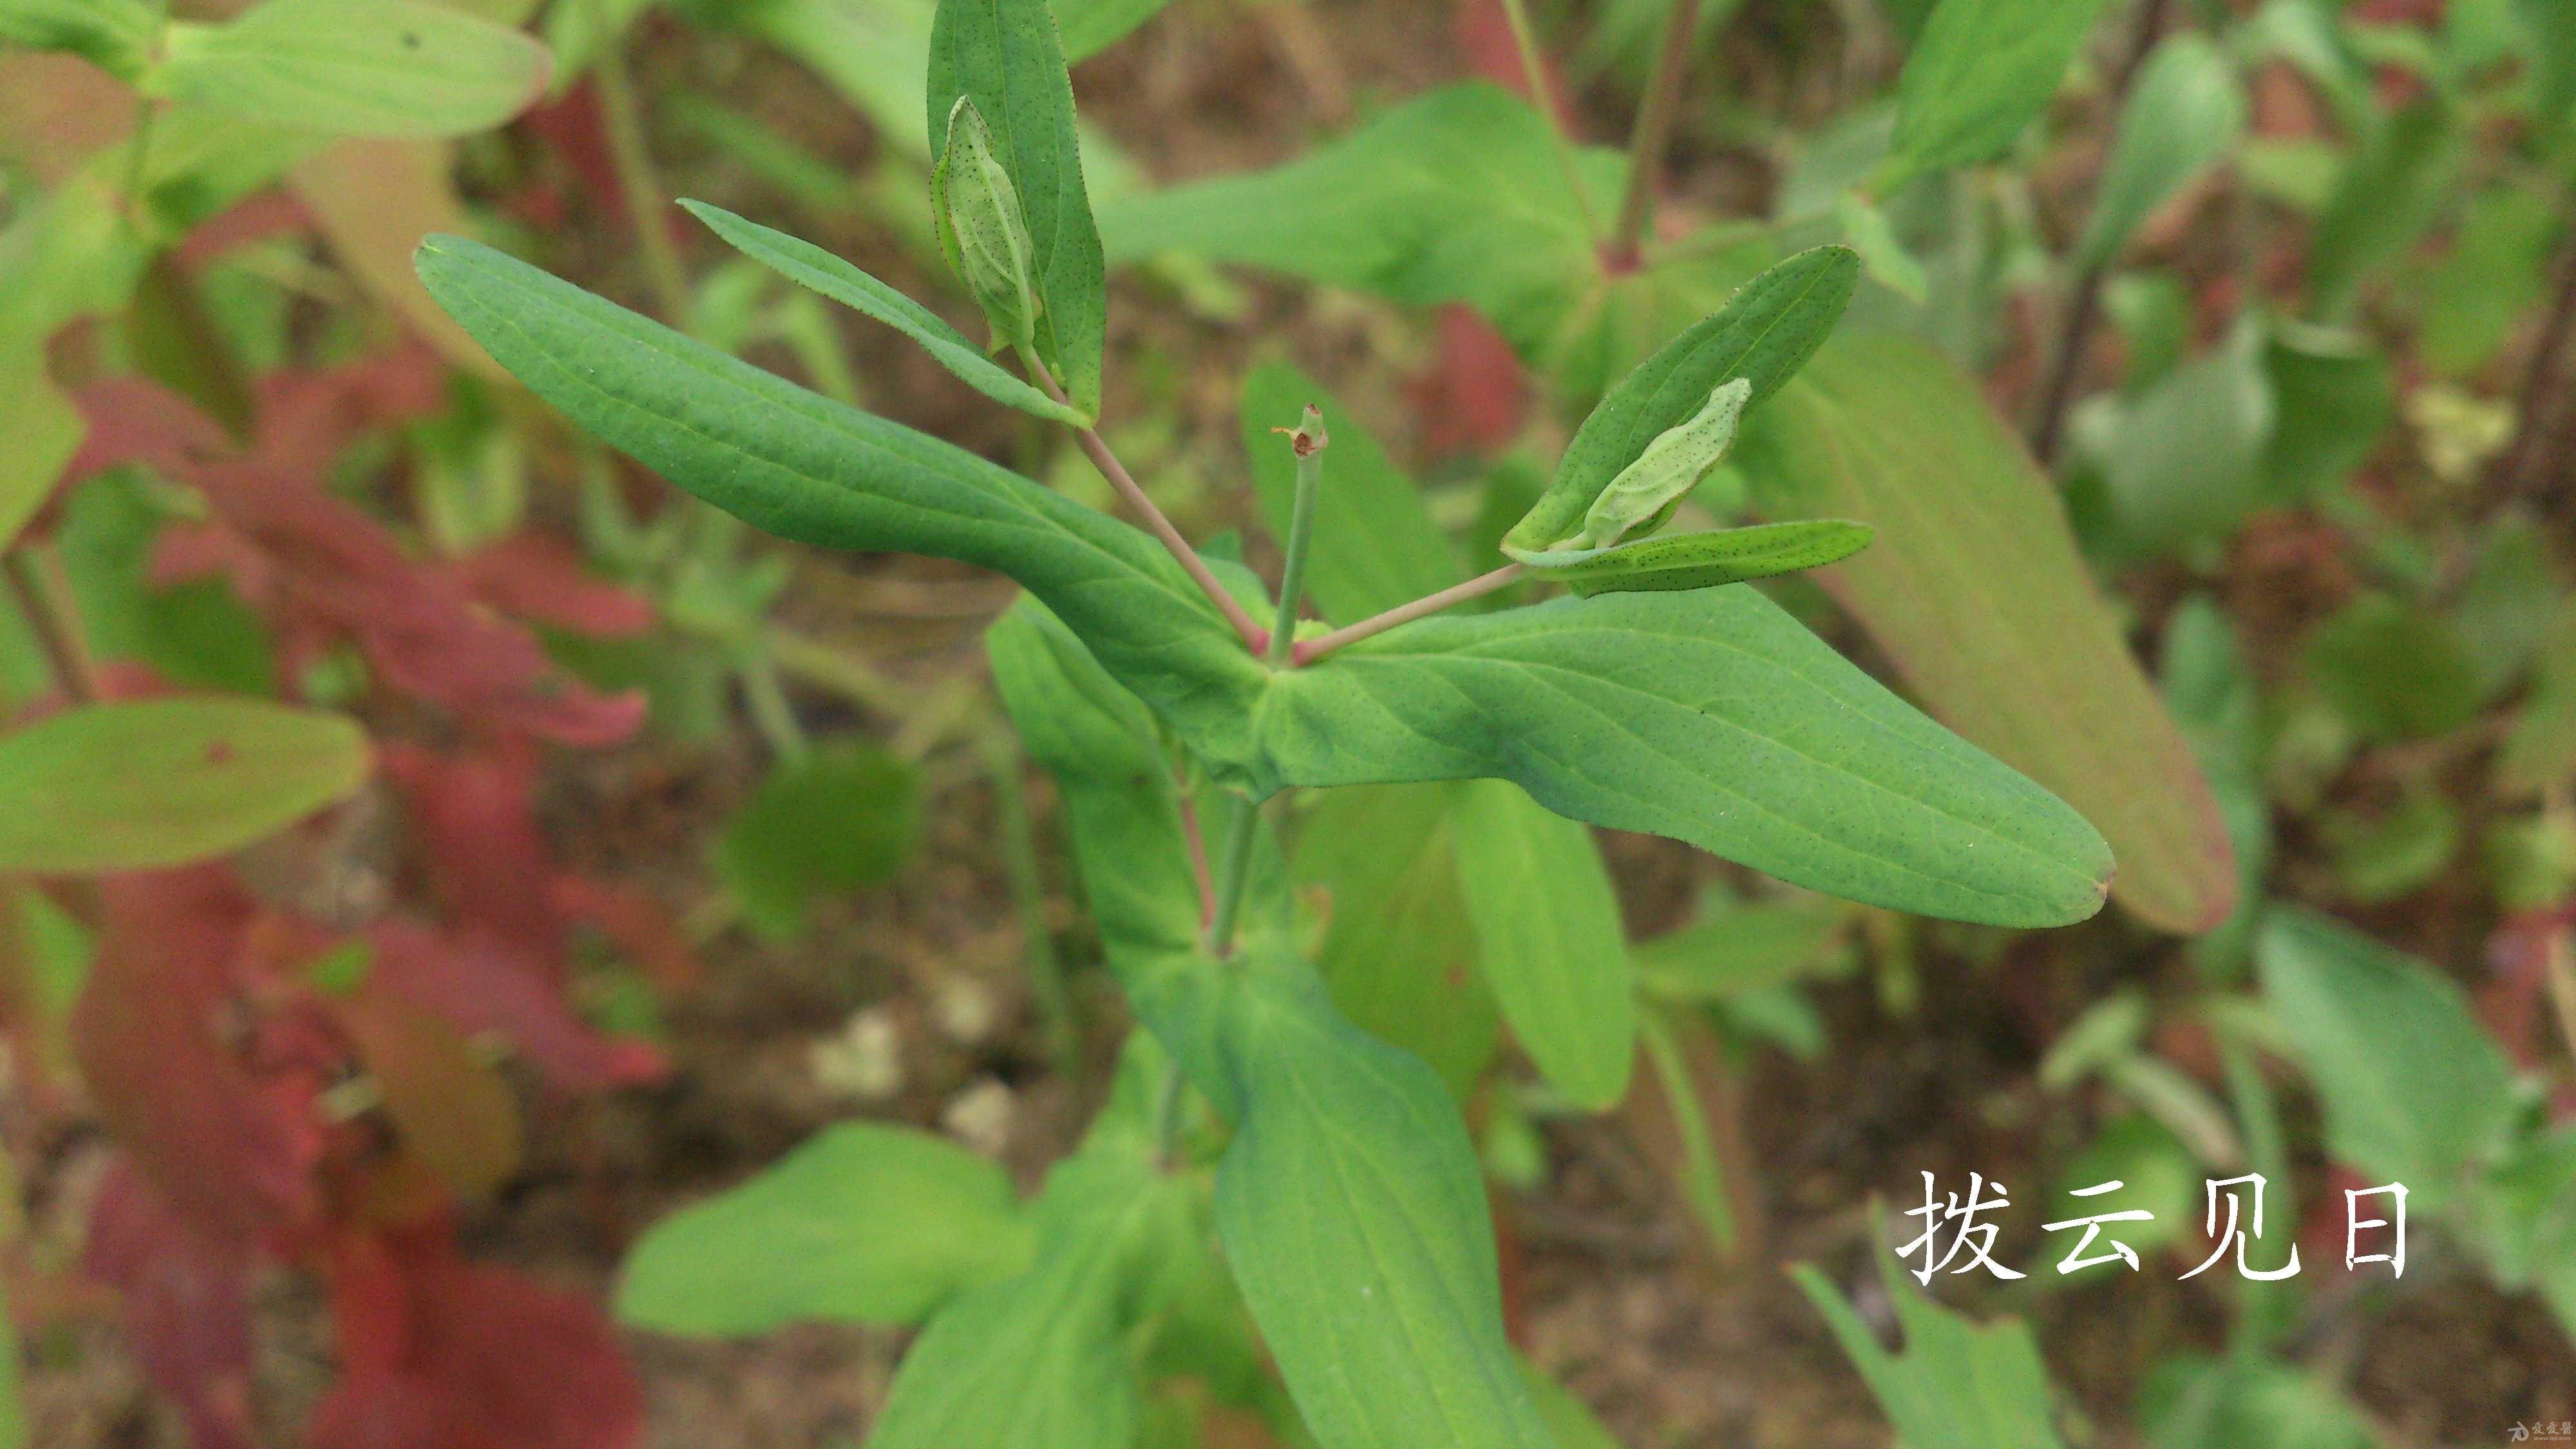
1795 1245 2067 1449
1054 0 1169 61
1508 247 1858 554
0 0 158 75
0 699 370 874
146 0 553 138
926 0 1106 416
1098 83 1625 365
867 1139 1180 1449
618 1123 1033 1337
681 200 1088 425
2075 33 2246 270
1452 779 1634 1110
1881 0 2113 185
1745 334 2230 933
1515 518 1874 596
417 238 2109 927
990 603 1556 1449
0 348 80 553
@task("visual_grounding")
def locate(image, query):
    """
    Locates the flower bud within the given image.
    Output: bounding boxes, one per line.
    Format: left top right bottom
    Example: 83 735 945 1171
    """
1567 376 1752 551
932 96 1041 356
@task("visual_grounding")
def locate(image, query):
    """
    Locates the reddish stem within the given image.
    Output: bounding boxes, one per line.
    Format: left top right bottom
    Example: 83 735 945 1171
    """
1291 564 1526 665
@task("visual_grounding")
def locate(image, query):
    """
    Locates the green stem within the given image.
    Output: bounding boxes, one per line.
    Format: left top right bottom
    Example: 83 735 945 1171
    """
981 724 1079 1075
5 547 99 704
1267 407 1328 665
1205 793 1262 957
1607 0 1704 269
1496 0 1605 245
592 11 694 327
741 652 810 760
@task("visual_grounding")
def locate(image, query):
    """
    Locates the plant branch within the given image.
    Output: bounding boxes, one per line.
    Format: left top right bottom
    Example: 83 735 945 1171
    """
592 19 694 327
5 548 100 705
2498 217 2576 500
1497 0 1605 245
1023 354 1271 654
2028 0 2176 466
1206 793 1262 958
1290 563 1526 666
1607 0 1705 270
1268 407 1328 665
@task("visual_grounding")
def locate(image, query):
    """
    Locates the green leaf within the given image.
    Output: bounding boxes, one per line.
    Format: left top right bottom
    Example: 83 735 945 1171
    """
1452 780 1634 1110
0 0 159 75
2302 592 2481 743
1793 1248 2065 1449
926 0 1107 417
0 698 370 873
618 1122 1032 1336
2256 907 2517 1208
2307 97 2461 320
2260 317 2389 501
2421 185 2563 379
418 238 2110 927
1746 334 2233 933
1833 191 1928 303
1208 963 1556 1449
1097 83 1624 365
1054 0 1168 62
1242 361 1459 624
2521 0 2576 122
2087 321 2275 556
715 740 921 940
1516 518 1874 596
0 350 80 555
867 1139 1179 1449
1633 901 1846 999
2076 33 2246 269
1509 246 1859 554
1636 1004 1732 1252
2499 609 2576 796
2138 1354 2377 1449
681 200 1089 426
1882 0 2113 184
147 0 553 138
1519 1358 1622 1449
1291 785 1500 1101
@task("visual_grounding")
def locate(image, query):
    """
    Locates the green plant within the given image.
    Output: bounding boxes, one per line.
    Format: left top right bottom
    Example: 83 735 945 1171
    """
406 0 2136 1439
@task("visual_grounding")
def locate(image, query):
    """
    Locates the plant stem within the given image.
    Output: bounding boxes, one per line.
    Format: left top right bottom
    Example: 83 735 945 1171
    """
1205 793 1262 957
1606 0 1704 270
981 724 1079 1076
5 548 99 705
741 653 810 760
1022 353 1271 655
592 16 694 327
2027 0 2175 466
1291 563 1526 665
2498 218 2576 500
1175 764 1218 929
1267 407 1328 665
1151 1056 1188 1168
1497 0 1605 245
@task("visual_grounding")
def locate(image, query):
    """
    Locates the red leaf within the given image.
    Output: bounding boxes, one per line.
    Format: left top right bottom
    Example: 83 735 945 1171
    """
313 1226 644 1449
1411 307 1531 459
82 1159 260 1449
368 921 665 1090
383 743 560 950
453 535 654 639
71 870 318 1244
1453 0 1576 124
549 873 699 990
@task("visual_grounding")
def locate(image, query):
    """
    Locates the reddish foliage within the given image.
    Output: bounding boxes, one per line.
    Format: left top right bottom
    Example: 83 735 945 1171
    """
312 1223 645 1449
1453 0 1575 125
67 357 649 747
1412 307 1533 460
83 1162 260 1449
71 869 319 1244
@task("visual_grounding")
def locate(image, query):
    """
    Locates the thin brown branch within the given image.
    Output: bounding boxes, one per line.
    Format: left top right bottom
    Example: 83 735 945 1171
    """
5 548 100 705
1607 0 1705 270
1290 564 1526 665
1024 356 1271 655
